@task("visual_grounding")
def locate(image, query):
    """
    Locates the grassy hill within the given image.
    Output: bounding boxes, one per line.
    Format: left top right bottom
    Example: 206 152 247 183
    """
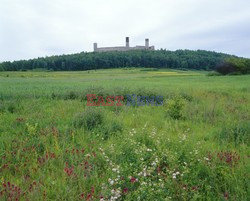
0 49 237 71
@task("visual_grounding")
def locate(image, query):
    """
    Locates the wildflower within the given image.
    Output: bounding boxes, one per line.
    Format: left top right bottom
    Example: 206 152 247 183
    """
85 153 91 158
123 188 128 194
108 178 114 185
172 171 180 179
224 192 229 200
80 193 84 199
204 157 210 161
86 193 92 200
217 151 240 166
64 165 74 177
192 186 198 191
182 134 187 141
130 177 137 183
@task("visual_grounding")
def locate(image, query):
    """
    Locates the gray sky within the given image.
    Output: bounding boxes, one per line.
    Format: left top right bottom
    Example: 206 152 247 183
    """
0 0 250 61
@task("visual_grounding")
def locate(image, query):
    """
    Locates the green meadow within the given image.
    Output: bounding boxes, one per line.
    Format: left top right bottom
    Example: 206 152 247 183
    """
0 69 249 200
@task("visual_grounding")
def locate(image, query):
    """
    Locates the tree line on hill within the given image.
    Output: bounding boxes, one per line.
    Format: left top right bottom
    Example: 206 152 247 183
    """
0 49 249 74
216 57 250 75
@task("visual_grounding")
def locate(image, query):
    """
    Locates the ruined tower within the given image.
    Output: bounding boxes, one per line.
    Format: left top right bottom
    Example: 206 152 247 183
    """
93 43 98 52
145 38 149 49
126 37 130 48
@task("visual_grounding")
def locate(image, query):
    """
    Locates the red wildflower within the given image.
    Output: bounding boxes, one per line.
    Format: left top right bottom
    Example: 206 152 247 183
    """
130 177 137 183
192 186 198 191
64 165 74 176
86 193 92 200
224 192 229 200
91 186 95 194
157 166 161 173
80 193 85 199
123 188 129 194
217 151 240 166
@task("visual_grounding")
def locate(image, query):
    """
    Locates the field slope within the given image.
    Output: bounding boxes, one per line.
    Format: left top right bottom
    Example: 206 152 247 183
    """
0 69 249 200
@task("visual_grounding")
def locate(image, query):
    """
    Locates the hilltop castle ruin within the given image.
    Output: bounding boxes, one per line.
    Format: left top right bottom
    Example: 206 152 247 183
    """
93 37 155 52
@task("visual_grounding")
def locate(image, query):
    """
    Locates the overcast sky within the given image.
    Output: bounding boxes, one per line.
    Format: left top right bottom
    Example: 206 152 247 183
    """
0 0 250 61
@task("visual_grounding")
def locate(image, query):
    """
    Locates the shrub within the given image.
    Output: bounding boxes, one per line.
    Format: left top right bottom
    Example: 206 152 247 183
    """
52 91 80 100
25 123 38 137
73 107 104 130
218 123 250 145
179 92 193 102
216 61 236 75
207 72 221 76
97 120 123 140
165 96 185 120
0 102 5 112
51 92 57 99
82 86 112 101
64 91 79 100
109 120 123 133
216 58 250 75
7 103 16 113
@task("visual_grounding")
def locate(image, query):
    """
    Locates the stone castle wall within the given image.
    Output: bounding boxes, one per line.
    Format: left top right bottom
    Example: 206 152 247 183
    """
93 37 155 52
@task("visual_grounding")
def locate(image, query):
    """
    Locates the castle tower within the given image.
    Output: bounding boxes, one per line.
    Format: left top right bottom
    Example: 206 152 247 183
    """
94 43 98 52
145 38 149 49
126 37 130 48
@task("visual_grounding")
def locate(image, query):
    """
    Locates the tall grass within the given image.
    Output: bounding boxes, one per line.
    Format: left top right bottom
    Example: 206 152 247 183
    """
0 69 249 200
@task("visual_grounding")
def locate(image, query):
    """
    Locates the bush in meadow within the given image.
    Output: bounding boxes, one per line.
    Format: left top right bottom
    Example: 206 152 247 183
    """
0 102 5 112
64 91 79 100
165 96 186 120
73 107 104 130
218 122 250 145
95 120 123 140
7 102 16 113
